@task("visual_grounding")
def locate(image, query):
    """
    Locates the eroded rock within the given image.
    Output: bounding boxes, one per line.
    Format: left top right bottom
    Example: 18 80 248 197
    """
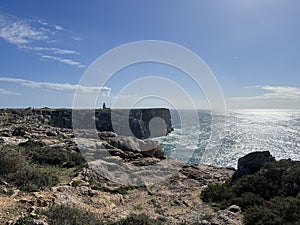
231 151 275 182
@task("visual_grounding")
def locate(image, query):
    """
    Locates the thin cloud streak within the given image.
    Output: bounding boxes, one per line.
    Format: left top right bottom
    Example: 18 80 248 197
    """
20 46 79 55
0 87 20 95
232 85 300 100
0 77 111 96
41 55 85 68
54 25 64 31
72 36 82 41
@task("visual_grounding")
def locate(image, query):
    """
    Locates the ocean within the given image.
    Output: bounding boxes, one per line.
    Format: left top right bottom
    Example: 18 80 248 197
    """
154 109 300 168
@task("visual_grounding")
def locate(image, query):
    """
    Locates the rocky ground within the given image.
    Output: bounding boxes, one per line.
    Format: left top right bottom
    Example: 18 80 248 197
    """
0 109 243 225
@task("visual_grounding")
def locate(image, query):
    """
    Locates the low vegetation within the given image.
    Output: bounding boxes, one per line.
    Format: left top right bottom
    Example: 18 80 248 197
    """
1 141 167 224
201 160 300 225
3 137 299 224
111 213 166 225
0 140 86 192
45 204 102 225
20 140 85 168
13 204 167 225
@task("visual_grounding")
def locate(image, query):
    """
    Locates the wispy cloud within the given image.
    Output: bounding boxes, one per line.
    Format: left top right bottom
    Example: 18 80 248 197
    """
54 25 64 31
232 85 300 100
0 77 111 96
0 12 84 68
72 36 82 41
20 46 79 55
0 13 48 44
41 55 85 68
0 87 20 95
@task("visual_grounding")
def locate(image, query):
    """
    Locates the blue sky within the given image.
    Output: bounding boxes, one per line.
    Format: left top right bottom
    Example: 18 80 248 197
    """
0 0 300 109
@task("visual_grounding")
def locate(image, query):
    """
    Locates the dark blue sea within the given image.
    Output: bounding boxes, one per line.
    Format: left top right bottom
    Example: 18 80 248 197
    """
154 109 300 168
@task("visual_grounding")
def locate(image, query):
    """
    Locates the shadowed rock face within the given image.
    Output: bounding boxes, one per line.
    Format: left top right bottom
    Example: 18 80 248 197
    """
231 151 276 183
92 108 173 139
67 108 173 139
0 108 173 139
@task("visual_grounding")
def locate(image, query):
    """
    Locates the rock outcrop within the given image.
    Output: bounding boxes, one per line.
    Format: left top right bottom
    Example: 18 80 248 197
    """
231 151 276 182
0 108 173 139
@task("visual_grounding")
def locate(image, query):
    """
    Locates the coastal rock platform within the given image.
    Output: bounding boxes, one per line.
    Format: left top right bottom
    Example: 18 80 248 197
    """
0 108 243 225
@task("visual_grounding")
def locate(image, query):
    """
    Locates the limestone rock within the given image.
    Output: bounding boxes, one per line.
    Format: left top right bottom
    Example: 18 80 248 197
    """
108 136 165 159
211 205 243 225
28 218 48 225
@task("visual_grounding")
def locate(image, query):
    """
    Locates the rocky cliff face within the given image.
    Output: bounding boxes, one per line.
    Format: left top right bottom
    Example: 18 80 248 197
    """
231 151 276 183
0 108 243 225
0 108 173 139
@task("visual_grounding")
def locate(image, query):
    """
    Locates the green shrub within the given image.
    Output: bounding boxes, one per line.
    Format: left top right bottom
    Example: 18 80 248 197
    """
201 160 300 224
231 174 277 200
44 205 166 225
200 183 232 209
9 165 59 191
21 141 86 168
231 192 263 209
14 216 33 225
45 204 103 225
0 143 86 192
25 147 68 166
1 141 86 170
0 145 61 191
63 151 86 168
107 185 146 195
244 197 300 225
0 146 26 175
111 213 166 225
19 140 45 148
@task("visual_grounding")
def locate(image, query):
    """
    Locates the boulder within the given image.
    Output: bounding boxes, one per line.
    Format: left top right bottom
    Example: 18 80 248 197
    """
12 127 27 136
98 131 118 140
108 136 165 159
231 151 275 182
46 130 57 137
0 137 5 143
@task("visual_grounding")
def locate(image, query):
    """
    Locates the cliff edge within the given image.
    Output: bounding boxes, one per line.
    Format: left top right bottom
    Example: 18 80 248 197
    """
0 108 173 139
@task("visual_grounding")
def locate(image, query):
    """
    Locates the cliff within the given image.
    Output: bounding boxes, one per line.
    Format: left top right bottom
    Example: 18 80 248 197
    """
0 108 297 224
0 108 243 225
0 108 173 139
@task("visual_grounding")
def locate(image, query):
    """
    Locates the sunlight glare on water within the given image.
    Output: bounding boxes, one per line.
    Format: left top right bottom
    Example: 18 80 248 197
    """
154 109 300 168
